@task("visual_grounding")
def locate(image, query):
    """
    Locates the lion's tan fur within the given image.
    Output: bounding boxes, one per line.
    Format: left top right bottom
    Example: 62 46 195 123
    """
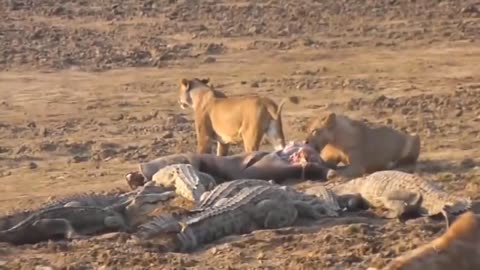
383 211 480 270
305 112 420 178
178 78 299 156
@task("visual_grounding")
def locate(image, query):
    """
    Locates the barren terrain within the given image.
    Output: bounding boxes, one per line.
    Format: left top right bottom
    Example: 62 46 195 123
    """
0 0 480 269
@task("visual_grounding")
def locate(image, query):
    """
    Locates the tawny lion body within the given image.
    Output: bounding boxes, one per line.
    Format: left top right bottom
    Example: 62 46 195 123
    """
305 112 420 178
383 211 480 270
178 78 299 156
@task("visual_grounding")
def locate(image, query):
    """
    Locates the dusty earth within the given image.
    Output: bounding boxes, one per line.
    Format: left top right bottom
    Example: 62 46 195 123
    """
0 0 480 269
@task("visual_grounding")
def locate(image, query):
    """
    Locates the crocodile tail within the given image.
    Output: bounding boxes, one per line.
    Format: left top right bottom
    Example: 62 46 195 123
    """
0 210 33 231
175 227 198 252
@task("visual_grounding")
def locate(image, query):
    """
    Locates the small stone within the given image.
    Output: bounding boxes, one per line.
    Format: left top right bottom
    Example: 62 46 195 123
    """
40 127 49 137
28 162 38 169
400 107 410 115
111 114 124 121
0 171 12 177
461 5 479 13
161 131 173 139
322 233 333 242
27 121 37 128
250 81 259 88
256 252 266 260
461 158 476 169
455 109 463 117
70 155 88 163
127 115 138 121
35 266 53 270
203 57 216 63
16 145 29 154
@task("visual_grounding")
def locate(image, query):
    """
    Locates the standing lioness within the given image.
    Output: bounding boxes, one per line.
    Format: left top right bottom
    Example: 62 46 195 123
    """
305 112 421 178
178 78 299 156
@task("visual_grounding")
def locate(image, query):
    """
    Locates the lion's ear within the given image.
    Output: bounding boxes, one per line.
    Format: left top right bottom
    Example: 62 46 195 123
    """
180 78 190 89
324 113 336 128
200 78 210 84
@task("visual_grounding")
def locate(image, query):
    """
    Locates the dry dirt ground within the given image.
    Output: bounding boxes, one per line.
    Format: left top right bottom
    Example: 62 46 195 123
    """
0 0 480 269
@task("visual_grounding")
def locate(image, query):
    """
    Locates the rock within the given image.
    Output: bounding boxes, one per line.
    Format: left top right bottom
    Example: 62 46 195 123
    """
203 57 216 63
99 148 117 160
461 5 479 14
28 162 38 169
461 158 476 169
70 155 89 163
35 266 54 270
0 171 12 177
455 109 463 117
39 127 49 137
27 121 36 128
400 107 410 115
161 131 173 139
111 114 124 121
256 251 266 260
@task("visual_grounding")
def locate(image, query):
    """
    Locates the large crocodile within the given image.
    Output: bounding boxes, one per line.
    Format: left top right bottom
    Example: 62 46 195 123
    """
194 178 340 217
0 206 128 245
149 163 217 202
0 190 175 245
135 184 339 252
331 170 472 226
195 178 274 210
0 185 174 231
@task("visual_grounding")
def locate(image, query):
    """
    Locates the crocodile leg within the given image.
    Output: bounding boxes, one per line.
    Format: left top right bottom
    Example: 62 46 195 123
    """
136 214 183 239
293 201 325 219
336 193 367 212
252 199 298 229
381 190 422 219
32 218 85 240
104 216 130 232
0 211 34 231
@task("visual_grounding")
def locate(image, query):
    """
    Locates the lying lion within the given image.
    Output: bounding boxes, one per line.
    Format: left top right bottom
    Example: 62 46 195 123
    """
305 112 420 178
381 211 480 270
178 78 299 156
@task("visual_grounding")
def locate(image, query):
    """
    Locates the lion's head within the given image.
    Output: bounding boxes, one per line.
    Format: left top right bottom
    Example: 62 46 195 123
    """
305 112 337 152
178 78 211 109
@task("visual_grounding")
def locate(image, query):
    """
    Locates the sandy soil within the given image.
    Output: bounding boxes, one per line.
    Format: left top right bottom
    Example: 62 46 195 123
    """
0 0 479 269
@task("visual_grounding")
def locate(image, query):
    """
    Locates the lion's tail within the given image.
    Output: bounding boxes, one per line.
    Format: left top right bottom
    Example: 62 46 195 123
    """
271 96 300 120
